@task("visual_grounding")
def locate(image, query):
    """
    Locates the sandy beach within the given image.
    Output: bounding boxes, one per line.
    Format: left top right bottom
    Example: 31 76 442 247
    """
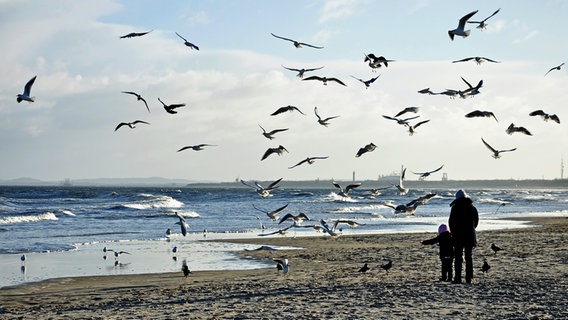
1 216 567 319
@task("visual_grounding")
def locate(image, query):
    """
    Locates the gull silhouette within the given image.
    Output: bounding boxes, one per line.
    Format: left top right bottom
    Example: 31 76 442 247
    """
271 33 323 49
120 30 152 38
448 10 478 40
314 107 339 127
529 110 560 124
259 125 289 140
175 32 199 50
17 75 37 103
481 137 516 159
114 120 150 131
122 91 150 113
467 8 501 30
281 65 324 78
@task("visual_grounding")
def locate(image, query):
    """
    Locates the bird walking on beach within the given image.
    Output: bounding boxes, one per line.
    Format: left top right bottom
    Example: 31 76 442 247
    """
358 263 370 273
491 243 503 254
253 203 289 221
529 110 560 124
240 178 283 198
351 75 380 89
452 56 500 64
506 123 532 136
121 91 150 113
17 75 37 103
481 138 517 159
114 120 150 131
182 260 192 277
481 259 491 273
270 105 306 116
175 32 199 50
380 260 393 273
448 10 478 40
466 110 498 122
544 63 564 76
467 8 500 30
273 258 289 274
177 144 216 152
158 98 186 114
303 75 346 86
120 30 152 38
259 125 289 140
288 156 329 169
271 33 323 49
261 145 289 161
314 107 339 127
114 251 130 259
356 143 377 158
412 165 444 180
281 65 324 78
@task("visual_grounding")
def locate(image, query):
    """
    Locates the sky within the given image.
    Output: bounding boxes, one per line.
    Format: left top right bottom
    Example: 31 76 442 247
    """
1 0 567 183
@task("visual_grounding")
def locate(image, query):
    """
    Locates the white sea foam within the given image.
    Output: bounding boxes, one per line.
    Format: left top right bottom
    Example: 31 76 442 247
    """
0 211 59 225
58 209 77 217
124 194 184 210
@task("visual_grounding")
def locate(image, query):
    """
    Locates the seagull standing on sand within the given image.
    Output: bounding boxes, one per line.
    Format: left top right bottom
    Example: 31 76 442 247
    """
412 165 444 180
241 178 283 198
17 76 37 103
314 107 339 127
481 137 517 159
121 91 150 113
448 10 478 40
380 260 393 273
271 33 323 49
273 258 289 274
177 144 216 152
182 260 192 277
544 63 565 76
303 75 346 86
529 110 560 124
261 145 289 160
281 65 324 78
175 32 199 50
114 120 150 131
259 125 289 140
358 263 370 273
356 143 377 158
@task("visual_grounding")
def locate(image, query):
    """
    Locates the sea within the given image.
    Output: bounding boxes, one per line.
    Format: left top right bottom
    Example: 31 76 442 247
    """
1 183 567 288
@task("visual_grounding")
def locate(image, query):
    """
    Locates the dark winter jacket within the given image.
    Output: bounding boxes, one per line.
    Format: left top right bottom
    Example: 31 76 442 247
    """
422 230 454 259
448 197 479 247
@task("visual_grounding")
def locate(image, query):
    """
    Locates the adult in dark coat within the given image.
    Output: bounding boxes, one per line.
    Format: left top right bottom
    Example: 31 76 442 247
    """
448 189 479 284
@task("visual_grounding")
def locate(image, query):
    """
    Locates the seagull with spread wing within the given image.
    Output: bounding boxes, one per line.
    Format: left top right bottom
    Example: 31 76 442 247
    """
261 145 289 161
412 165 444 180
452 56 500 64
122 91 150 113
406 120 430 136
252 203 289 221
175 32 199 50
271 33 323 49
114 120 150 131
332 181 361 198
120 30 152 38
448 10 478 40
288 156 329 169
350 75 380 89
281 65 324 78
481 137 516 159
529 110 560 124
356 143 377 158
467 8 500 29
17 75 37 103
259 125 289 140
270 105 306 116
177 144 216 152
314 107 339 127
240 178 283 198
506 123 532 136
465 110 498 122
158 98 186 114
303 75 346 86
544 63 565 76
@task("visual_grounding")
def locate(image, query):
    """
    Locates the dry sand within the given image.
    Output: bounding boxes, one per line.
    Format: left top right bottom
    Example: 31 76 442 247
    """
1 217 567 319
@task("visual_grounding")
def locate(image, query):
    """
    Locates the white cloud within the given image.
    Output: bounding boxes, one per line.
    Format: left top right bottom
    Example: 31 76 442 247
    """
319 0 363 23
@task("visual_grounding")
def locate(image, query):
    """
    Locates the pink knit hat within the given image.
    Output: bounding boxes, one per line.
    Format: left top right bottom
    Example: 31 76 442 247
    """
438 224 448 234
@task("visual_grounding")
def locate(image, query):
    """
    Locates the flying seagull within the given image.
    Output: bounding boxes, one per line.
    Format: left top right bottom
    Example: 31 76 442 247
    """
175 212 189 236
259 125 289 140
364 54 394 70
158 98 186 114
177 144 216 152
303 75 346 86
406 119 430 136
114 120 150 131
467 8 501 29
544 63 565 76
412 165 444 180
17 75 37 103
417 88 436 95
448 10 478 40
452 56 500 64
122 91 150 113
332 181 361 198
261 145 289 161
481 137 517 159
465 110 498 122
529 110 560 124
350 75 380 89
314 106 339 126
460 76 483 98
120 30 152 38
288 156 329 169
281 65 324 78
252 203 289 221
506 123 532 136
394 106 419 118
241 178 283 198
271 105 306 116
394 167 409 195
175 32 199 50
382 114 421 126
356 143 377 158
278 212 310 225
270 33 323 49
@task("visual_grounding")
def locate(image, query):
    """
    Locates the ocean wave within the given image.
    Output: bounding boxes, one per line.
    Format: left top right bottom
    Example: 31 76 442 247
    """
0 211 59 225
58 209 77 217
123 194 184 210
163 209 200 218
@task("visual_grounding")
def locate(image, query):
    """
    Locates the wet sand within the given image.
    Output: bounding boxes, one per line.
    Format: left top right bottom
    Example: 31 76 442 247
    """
1 217 567 319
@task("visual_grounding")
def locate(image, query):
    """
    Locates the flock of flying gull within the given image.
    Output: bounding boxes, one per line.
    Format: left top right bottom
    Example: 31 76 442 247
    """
14 7 564 275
